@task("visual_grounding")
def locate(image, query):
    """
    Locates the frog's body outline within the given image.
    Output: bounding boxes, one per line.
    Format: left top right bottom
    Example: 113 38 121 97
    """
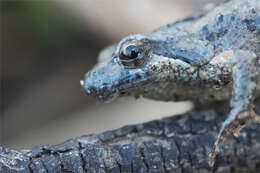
81 0 260 166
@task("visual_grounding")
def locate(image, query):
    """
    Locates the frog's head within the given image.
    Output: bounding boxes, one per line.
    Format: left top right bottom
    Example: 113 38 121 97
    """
81 34 211 102
81 35 157 102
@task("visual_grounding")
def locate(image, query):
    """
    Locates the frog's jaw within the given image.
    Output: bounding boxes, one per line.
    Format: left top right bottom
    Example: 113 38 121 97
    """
81 58 156 102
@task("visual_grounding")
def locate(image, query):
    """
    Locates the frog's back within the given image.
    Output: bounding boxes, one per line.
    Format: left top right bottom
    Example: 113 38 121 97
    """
198 0 260 53
150 0 260 54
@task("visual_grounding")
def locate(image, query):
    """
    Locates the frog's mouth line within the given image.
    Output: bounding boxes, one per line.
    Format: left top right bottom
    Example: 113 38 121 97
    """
82 74 157 102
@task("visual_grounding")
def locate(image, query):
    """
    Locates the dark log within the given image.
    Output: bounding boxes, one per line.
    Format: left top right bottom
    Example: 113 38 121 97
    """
0 106 260 173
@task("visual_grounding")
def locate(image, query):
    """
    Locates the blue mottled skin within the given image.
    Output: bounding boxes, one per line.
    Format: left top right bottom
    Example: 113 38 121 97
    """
81 0 260 166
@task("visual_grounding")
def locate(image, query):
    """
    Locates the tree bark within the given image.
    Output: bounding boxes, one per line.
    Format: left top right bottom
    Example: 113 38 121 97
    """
0 105 260 173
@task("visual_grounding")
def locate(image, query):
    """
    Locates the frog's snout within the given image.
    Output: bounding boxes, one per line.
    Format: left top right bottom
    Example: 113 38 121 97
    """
80 78 96 95
81 69 118 102
81 58 155 102
81 58 136 102
80 71 97 95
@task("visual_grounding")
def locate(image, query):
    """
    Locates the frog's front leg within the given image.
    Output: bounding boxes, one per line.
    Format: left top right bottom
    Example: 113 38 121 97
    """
209 50 260 166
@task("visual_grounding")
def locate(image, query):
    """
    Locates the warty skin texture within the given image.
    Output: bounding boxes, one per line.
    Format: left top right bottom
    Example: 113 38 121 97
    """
82 0 260 166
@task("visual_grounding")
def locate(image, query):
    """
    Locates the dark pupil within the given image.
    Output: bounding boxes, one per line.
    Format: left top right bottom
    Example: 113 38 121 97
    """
124 45 139 59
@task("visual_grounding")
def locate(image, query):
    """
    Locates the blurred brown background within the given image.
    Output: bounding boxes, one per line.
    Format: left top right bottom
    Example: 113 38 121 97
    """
0 0 222 149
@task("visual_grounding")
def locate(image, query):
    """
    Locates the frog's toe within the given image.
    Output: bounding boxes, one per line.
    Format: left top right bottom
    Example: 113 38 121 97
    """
209 109 251 166
233 124 245 137
209 107 260 166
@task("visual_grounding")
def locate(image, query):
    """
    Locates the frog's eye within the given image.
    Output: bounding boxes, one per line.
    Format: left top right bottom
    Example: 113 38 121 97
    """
121 45 139 60
119 44 146 67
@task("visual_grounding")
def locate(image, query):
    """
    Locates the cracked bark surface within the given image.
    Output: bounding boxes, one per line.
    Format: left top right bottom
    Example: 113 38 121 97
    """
0 105 260 173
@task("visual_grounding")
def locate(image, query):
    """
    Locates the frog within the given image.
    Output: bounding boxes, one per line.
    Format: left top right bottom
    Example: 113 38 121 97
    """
81 0 260 166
